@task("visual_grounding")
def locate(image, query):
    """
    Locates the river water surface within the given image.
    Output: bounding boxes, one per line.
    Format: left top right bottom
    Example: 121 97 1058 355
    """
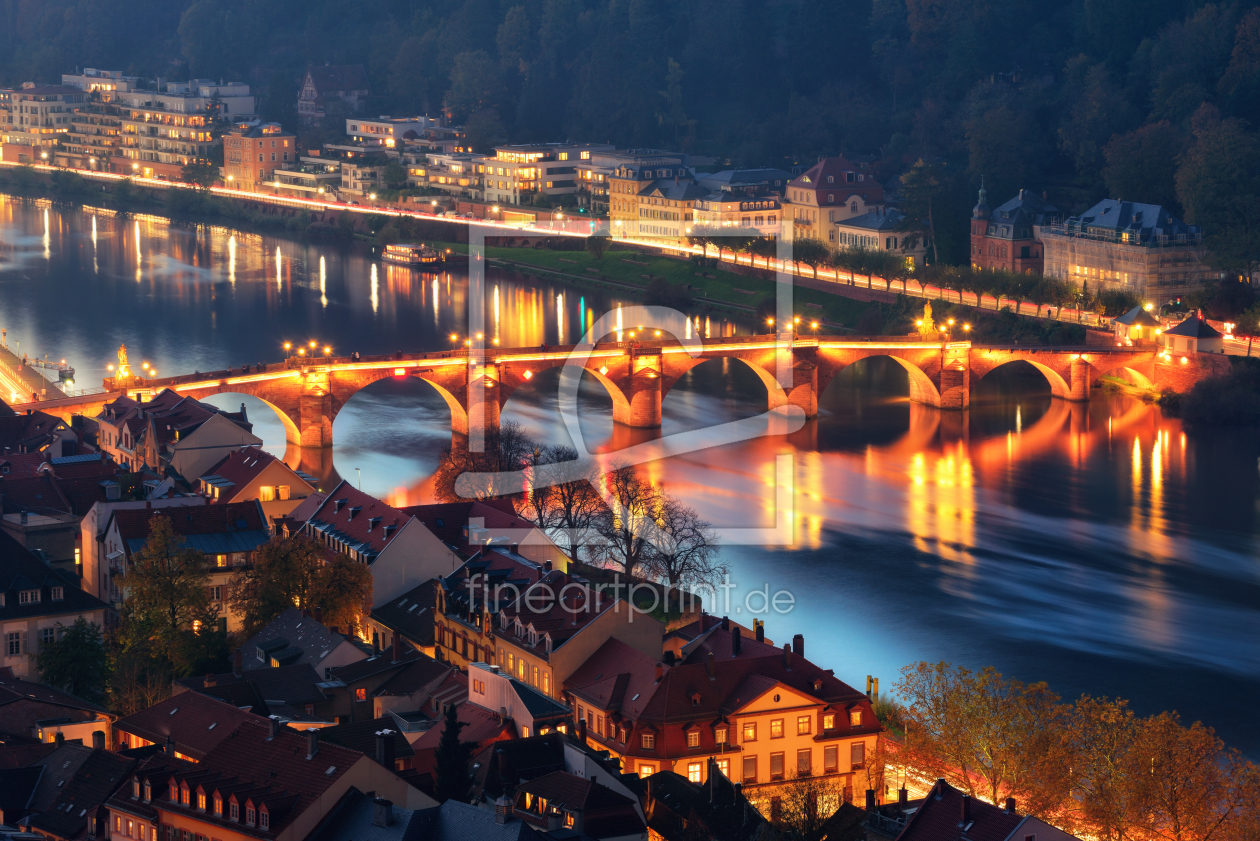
2 197 1258 754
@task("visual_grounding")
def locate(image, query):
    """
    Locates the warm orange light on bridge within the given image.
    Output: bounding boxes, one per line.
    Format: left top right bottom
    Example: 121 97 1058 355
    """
523 370 533 379
1180 356 1188 364
309 341 317 348
283 342 292 350
766 318 775 326
298 348 306 355
450 333 458 342
323 346 331 355
599 366 609 375
107 364 114 371
394 368 406 376
654 330 662 337
963 324 971 332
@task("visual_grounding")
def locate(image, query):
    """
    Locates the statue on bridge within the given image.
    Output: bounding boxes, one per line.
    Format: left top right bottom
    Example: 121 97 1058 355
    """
116 344 132 381
917 302 937 339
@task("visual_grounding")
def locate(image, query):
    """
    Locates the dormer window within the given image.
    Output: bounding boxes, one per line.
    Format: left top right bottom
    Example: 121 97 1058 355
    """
214 795 222 816
197 791 206 811
827 175 834 183
260 807 270 830
715 726 728 744
143 781 151 802
368 516 382 531
132 778 140 798
19 589 39 604
347 506 361 520
180 783 190 806
850 709 863 727
51 586 63 601
230 800 239 821
169 781 177 802
246 805 256 826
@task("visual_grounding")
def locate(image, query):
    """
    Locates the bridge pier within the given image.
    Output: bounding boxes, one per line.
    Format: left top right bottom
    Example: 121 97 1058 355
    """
1069 357 1092 401
613 352 663 428
296 390 334 447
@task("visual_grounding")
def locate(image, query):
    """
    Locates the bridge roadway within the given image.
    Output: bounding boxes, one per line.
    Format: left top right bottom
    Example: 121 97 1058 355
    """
12 335 1229 449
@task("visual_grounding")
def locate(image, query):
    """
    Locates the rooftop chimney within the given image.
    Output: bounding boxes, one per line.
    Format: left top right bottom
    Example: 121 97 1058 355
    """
961 794 972 826
706 651 715 681
268 716 280 739
731 626 742 655
165 736 175 755
755 620 764 644
721 615 730 631
54 732 64 747
392 634 401 663
577 718 587 743
655 663 663 682
899 787 908 811
1005 797 1017 814
543 560 552 572
92 730 105 750
375 730 396 769
792 633 804 657
499 706 507 725
306 728 319 759
866 789 876 811
314 606 323 624
783 643 792 670
372 798 393 828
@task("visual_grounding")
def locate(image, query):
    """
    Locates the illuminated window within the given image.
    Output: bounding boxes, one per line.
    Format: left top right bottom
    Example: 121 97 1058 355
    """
849 710 862 727
638 763 656 778
798 716 812 735
687 731 699 748
197 792 206 811
743 722 756 742
641 733 655 749
825 745 838 773
715 726 728 744
355 687 367 701
687 762 703 782
771 719 783 739
823 714 835 730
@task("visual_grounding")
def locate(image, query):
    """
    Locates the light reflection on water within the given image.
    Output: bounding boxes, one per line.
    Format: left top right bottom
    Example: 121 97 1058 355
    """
2 197 1259 754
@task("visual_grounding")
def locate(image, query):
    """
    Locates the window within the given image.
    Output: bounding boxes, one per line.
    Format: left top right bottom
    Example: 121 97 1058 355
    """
771 719 783 739
688 762 703 783
823 714 835 730
133 778 141 797
715 726 728 744
770 752 784 780
798 748 812 775
742 756 757 783
19 589 39 604
638 764 656 777
716 757 730 777
214 795 222 816
825 745 838 773
798 715 812 736
260 485 275 501
850 710 863 727
543 672 551 697
260 810 269 830
742 722 756 742
197 792 206 811
230 801 239 821
355 687 367 701
39 627 54 650
851 742 866 769
687 731 700 748
181 785 190 806
641 733 655 749
246 806 256 826
51 586 63 601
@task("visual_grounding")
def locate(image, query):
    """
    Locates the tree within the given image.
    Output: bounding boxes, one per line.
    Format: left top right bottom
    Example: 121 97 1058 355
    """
899 160 943 264
1176 115 1260 281
656 57 695 146
642 493 724 596
515 445 608 563
445 50 505 123
590 465 661 580
433 420 536 502
1129 712 1242 841
792 238 831 280
896 661 1071 819
1065 696 1144 840
310 554 374 634
382 161 407 190
35 618 109 706
585 234 610 261
122 513 217 647
180 159 217 190
227 535 326 636
464 108 507 154
763 771 848 841
432 703 473 802
1103 123 1188 213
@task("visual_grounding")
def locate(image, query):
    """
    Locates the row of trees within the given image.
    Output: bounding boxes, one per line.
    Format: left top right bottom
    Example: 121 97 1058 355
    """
894 662 1260 841
36 514 372 714
433 422 725 597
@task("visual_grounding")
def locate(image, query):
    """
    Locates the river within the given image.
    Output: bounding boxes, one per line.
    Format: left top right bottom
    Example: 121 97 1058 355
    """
2 196 1258 754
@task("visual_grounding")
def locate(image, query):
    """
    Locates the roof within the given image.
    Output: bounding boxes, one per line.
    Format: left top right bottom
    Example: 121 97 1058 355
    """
306 787 418 841
227 121 293 138
305 64 371 94
410 799 546 841
178 663 327 707
517 769 638 812
198 449 310 498
0 765 42 816
835 208 910 233
643 767 766 841
471 733 569 801
982 188 1060 231
696 168 791 193
369 580 437 648
373 653 455 699
1114 306 1162 327
411 702 512 758
496 572 620 656
110 501 269 559
27 748 135 839
896 779 1025 841
317 717 414 762
239 606 367 672
0 672 110 717
0 529 109 629
332 647 427 684
0 473 118 517
1165 315 1222 338
788 157 884 203
0 411 68 454
398 499 536 556
96 389 253 452
304 482 412 562
113 692 264 760
0 743 57 770
468 663 570 719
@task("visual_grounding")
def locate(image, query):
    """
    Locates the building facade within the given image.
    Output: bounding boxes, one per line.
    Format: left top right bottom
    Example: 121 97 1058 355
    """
298 65 371 127
835 209 929 268
608 150 691 238
782 157 886 244
0 85 84 163
222 122 297 193
1041 199 1220 305
969 186 1061 274
692 192 781 236
114 82 253 179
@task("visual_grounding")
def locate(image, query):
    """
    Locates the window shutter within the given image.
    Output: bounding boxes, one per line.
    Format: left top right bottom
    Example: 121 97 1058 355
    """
20 632 28 655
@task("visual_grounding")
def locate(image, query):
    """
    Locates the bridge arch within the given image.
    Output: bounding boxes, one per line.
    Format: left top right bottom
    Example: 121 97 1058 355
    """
660 354 791 414
817 354 943 407
1090 360 1153 389
201 389 303 446
972 357 1072 399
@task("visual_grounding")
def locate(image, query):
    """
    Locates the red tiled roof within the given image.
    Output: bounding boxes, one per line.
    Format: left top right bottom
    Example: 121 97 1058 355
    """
788 157 885 203
498 572 618 654
200 449 301 490
114 693 265 760
305 481 411 556
897 779 1025 841
400 499 535 554
517 769 640 813
0 742 57 769
0 473 116 516
411 701 513 777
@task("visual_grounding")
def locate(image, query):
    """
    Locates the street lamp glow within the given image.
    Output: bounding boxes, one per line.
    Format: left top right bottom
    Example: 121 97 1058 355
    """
323 346 331 355
450 333 458 342
283 342 292 350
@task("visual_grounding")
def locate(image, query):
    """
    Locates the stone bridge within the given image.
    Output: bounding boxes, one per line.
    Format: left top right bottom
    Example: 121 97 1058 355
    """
18 337 1230 449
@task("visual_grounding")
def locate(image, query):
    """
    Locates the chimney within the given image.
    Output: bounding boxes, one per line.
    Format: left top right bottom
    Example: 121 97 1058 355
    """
306 728 319 759
543 560 552 572
546 813 562 831
372 798 393 827
706 651 715 680
783 643 792 670
866 789 876 811
375 729 396 768
204 673 216 688
54 732 64 747
792 633 803 657
92 730 105 750
392 634 401 663
755 620 764 643
577 718 587 743
165 736 174 755
732 626 741 655
961 794 972 826
499 706 507 725
19 511 27 525
232 649 242 677
899 787 908 811
268 716 280 739
734 783 742 799
655 663 663 682
372 634 380 656
314 606 323 624
302 608 312 619
721 615 730 631
1005 797 1017 814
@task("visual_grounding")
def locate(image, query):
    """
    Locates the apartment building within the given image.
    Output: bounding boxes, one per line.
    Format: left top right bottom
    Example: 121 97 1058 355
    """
60 102 123 170
970 186 1061 274
476 143 614 207
1041 199 1222 305
114 81 254 179
608 149 692 238
835 209 929 268
346 116 441 149
60 68 140 100
273 156 341 199
0 85 84 163
782 156 886 244
692 192 781 236
222 122 296 193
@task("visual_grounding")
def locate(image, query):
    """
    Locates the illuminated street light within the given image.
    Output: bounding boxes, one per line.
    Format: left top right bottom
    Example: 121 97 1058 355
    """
323 346 331 355
283 342 292 351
